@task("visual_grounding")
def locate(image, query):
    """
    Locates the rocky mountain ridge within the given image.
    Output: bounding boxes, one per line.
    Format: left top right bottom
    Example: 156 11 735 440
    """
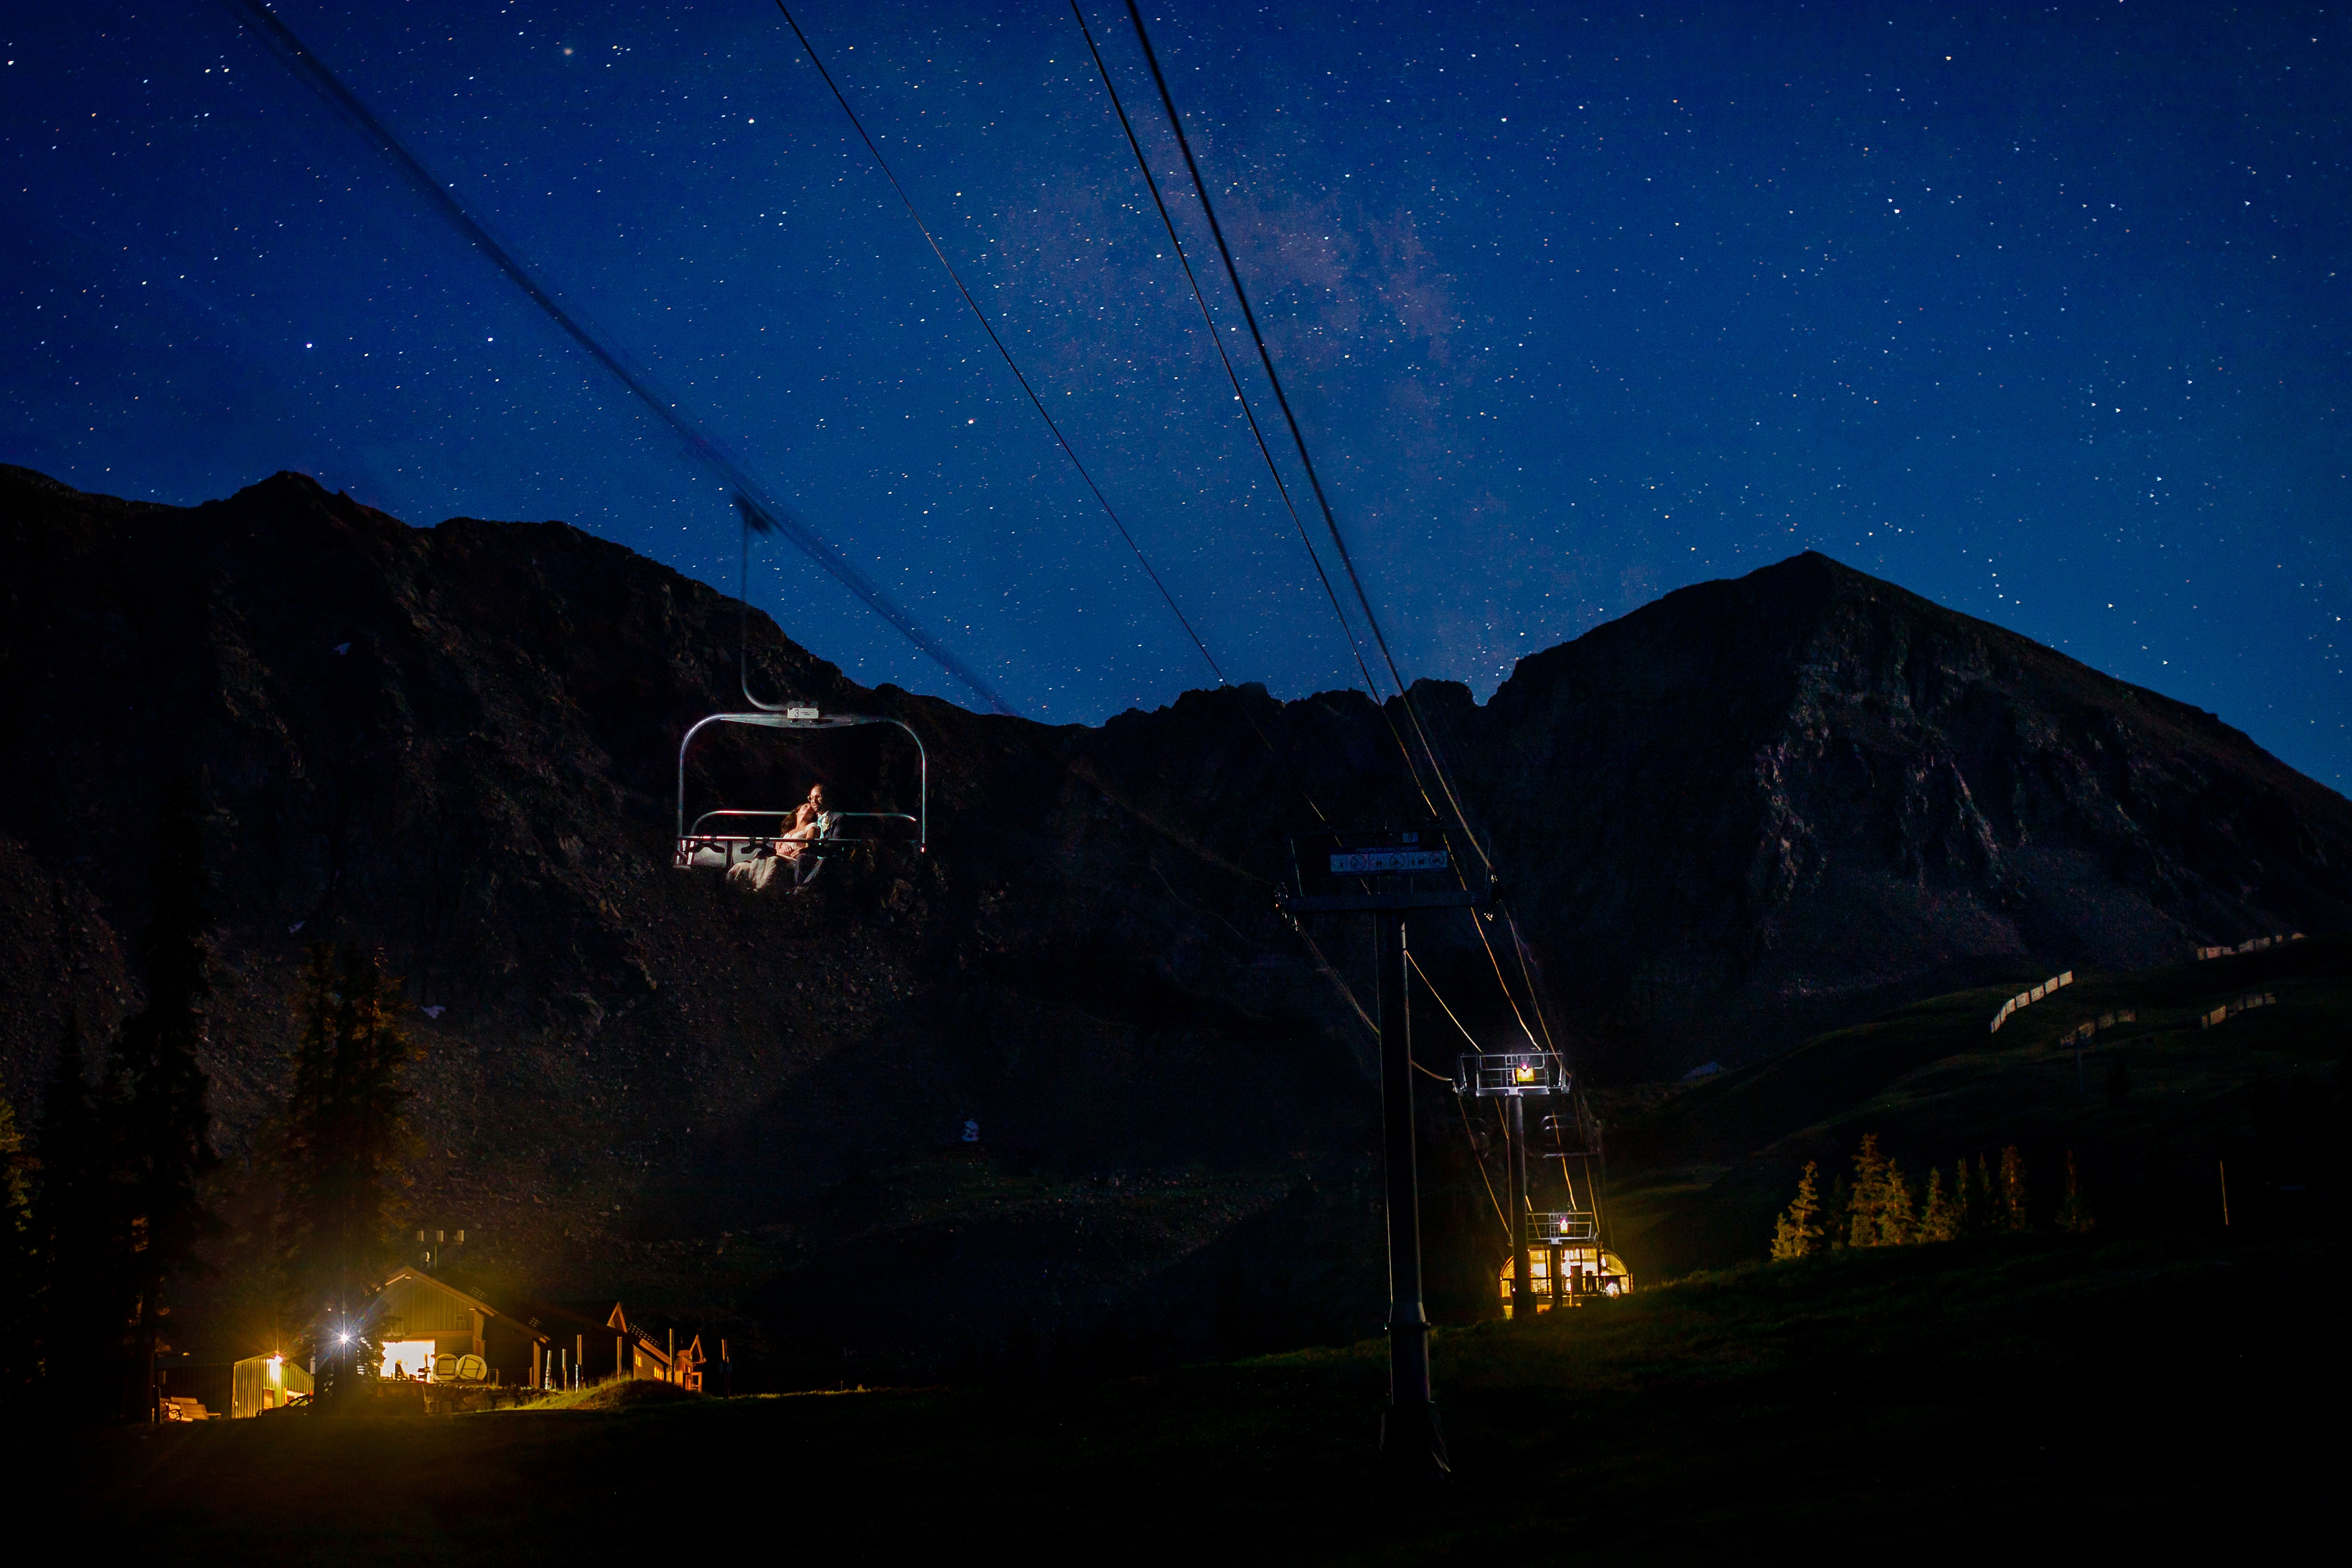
3 464 2344 1369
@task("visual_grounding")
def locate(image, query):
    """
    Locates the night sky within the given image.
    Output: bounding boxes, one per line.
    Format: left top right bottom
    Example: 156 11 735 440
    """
5 3 2345 782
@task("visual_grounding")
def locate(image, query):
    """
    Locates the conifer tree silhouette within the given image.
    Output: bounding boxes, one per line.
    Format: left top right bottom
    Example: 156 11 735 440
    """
112 781 221 1418
1917 1166 1960 1244
1997 1146 2030 1231
1880 1152 1915 1246
278 944 417 1401
2055 1151 2095 1235
30 1014 124 1413
1958 1150 2000 1235
0 1092 32 1394
1845 1135 1916 1247
1771 1161 1825 1260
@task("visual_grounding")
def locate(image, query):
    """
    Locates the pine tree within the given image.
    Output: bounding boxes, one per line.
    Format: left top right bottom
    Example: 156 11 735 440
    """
2054 1151 2095 1235
0 1093 34 1395
1825 1173 1852 1249
1997 1145 2029 1231
279 944 419 1402
30 1014 129 1415
1880 1155 1916 1246
1917 1166 1959 1244
112 781 221 1417
1847 1135 1887 1248
1771 1160 1825 1260
1958 1150 2000 1237
1847 1135 1915 1247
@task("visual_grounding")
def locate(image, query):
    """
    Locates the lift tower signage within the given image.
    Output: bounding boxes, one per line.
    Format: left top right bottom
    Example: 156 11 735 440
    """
1284 828 1486 914
1328 844 1448 875
1279 827 1490 1479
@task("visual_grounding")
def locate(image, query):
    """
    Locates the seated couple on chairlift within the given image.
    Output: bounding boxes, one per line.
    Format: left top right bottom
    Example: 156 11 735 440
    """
725 783 832 892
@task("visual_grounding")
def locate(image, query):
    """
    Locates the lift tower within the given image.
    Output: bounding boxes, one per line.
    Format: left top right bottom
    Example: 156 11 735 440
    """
1281 827 1490 1479
1455 1049 1570 1321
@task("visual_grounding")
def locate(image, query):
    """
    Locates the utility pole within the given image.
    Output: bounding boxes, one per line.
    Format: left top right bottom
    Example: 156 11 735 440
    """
1506 1096 1533 1321
1372 913 1441 1474
1284 827 1488 1480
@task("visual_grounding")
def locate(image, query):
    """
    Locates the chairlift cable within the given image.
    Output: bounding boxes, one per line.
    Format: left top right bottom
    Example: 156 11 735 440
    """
1076 11 1564 1182
1095 1 1545 1187
1070 0 1443 833
1404 949 1481 1053
1119 0 1491 875
1470 912 1547 1054
1455 1087 1514 1242
1411 936 1522 1242
1110 6 1579 1110
1067 0 1447 826
1284 913 1376 1037
1066 2 1386 715
224 0 1012 717
1500 904 1564 1057
770 4 1337 837
1095 21 1573 1272
769 1 1228 691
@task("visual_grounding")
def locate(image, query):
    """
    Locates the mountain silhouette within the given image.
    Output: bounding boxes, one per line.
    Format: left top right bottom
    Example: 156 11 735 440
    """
3 464 2343 1368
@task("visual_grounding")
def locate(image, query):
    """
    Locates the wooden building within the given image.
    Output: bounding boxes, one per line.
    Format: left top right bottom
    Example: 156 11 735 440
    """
373 1268 554 1388
507 1297 706 1390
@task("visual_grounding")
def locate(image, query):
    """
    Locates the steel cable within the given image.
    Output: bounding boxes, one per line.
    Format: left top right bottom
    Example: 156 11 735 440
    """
771 1 1228 690
1118 0 1493 875
223 0 1013 715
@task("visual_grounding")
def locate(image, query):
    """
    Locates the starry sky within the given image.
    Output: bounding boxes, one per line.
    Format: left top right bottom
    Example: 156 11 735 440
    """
5 2 2346 781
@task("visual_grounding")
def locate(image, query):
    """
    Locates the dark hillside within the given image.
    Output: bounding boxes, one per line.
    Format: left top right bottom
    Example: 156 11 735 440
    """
0 464 1404 1375
40 1231 2341 1562
1607 932 2349 1277
1 464 2345 1375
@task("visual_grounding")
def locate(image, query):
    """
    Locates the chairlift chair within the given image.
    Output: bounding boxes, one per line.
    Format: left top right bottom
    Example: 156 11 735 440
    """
675 707 927 887
673 496 929 887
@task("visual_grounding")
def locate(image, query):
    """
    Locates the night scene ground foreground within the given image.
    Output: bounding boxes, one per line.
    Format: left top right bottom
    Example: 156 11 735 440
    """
41 1227 2339 1562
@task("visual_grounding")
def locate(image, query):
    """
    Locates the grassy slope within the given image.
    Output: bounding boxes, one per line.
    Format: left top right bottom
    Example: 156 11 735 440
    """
49 1229 2339 1563
1605 934 2350 1275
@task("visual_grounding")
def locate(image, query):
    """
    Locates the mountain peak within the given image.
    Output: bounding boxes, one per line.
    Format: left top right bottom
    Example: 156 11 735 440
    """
2 467 2347 1370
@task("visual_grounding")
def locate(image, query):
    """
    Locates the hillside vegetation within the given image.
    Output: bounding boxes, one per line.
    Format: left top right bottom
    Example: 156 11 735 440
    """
1607 932 2348 1277
46 1229 2338 1562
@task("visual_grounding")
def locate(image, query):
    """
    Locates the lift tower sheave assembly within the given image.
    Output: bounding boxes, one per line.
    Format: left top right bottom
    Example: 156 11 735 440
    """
1280 828 1491 1480
1455 1049 1570 1322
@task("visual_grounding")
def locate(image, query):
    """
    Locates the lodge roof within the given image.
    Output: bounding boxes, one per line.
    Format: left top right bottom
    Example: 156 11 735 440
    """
507 1297 626 1339
378 1267 551 1344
